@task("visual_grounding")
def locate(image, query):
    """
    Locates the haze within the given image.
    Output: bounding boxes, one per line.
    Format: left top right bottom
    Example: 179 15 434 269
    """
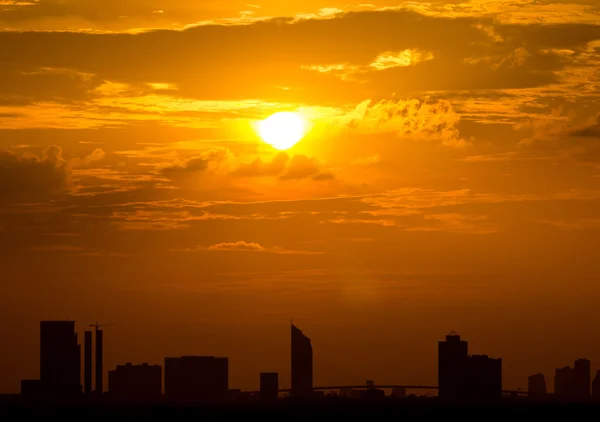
1 0 599 395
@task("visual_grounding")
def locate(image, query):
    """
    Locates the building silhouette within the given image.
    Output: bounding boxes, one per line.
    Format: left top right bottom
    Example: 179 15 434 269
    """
291 324 313 398
40 321 81 394
361 388 385 399
391 387 407 398
21 318 600 405
554 359 591 401
438 332 468 400
528 373 547 397
95 327 104 394
260 372 279 402
164 356 228 403
22 321 82 399
84 330 93 395
465 354 502 401
555 366 574 399
592 370 600 400
108 363 161 403
573 358 590 400
438 332 501 402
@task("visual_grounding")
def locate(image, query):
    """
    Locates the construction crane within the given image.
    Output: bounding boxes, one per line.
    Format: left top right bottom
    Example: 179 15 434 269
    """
89 322 113 330
88 322 112 395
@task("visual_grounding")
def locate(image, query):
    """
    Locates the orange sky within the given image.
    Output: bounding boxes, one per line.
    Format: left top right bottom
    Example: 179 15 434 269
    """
1 0 600 394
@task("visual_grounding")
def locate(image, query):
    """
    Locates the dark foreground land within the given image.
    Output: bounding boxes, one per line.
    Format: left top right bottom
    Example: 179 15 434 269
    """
2 397 600 419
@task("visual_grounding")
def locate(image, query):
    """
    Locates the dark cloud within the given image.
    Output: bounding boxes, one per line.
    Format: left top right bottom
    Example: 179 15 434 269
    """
571 114 600 138
312 172 335 181
0 63 102 105
230 152 289 177
279 154 322 180
0 9 596 103
160 148 232 178
161 157 210 175
229 152 332 181
0 145 68 201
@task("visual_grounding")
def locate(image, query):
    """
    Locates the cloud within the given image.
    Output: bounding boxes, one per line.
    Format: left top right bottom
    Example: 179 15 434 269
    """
405 213 498 235
30 244 85 252
351 154 381 166
230 152 289 177
231 152 334 182
279 154 321 180
0 8 596 106
110 221 190 231
535 218 600 230
209 241 266 252
175 240 323 255
0 145 68 200
349 98 466 146
160 148 233 177
571 113 600 138
0 7 595 135
70 148 106 168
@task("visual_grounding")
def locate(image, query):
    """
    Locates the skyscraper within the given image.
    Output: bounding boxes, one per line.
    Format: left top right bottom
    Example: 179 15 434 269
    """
528 373 547 397
592 370 600 400
291 324 313 398
438 332 502 402
573 358 591 400
465 354 502 401
438 331 468 400
40 321 81 396
108 363 162 403
555 366 574 399
84 330 92 395
95 328 103 394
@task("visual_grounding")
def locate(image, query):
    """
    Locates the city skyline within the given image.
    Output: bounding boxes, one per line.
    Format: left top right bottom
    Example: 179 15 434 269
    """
1 0 600 407
15 320 600 401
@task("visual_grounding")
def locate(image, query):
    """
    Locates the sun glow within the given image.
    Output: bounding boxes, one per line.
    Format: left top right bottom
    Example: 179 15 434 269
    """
257 112 307 150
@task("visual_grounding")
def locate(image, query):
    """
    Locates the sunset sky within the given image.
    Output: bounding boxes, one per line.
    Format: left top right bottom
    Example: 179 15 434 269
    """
1 0 600 394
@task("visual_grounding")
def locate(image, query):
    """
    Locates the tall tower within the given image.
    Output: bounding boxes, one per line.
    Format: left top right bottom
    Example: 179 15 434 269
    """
84 330 93 395
291 324 313 398
438 331 468 401
574 358 591 400
95 328 103 394
592 370 600 400
40 321 81 396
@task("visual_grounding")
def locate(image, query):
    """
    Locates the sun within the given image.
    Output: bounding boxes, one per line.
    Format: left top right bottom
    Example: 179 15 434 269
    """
257 112 308 150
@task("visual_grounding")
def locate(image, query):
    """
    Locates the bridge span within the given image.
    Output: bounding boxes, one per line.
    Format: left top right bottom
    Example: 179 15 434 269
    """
244 385 530 396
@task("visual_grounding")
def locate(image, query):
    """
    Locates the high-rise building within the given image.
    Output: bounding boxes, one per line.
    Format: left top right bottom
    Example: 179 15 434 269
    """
39 321 81 397
84 330 93 395
164 356 228 402
438 332 502 402
465 354 502 401
592 370 600 400
528 373 547 397
260 372 279 402
95 328 103 394
438 332 468 400
573 358 591 400
108 363 162 403
555 366 574 398
291 324 313 398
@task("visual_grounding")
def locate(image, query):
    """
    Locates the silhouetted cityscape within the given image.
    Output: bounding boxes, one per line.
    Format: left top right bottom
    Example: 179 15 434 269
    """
10 320 600 407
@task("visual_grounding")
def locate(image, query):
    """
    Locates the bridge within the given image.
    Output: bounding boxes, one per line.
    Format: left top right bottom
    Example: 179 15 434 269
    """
243 385 530 396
